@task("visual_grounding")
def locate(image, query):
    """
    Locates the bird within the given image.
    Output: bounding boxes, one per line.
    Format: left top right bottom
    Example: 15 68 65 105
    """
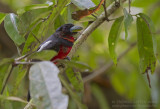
27 23 83 101
37 23 83 63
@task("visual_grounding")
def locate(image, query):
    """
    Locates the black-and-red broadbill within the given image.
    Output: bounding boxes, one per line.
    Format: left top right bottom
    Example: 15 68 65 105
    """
27 23 83 101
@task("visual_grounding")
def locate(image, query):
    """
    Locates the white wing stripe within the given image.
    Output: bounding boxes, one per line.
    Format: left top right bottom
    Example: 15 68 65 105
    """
37 40 52 52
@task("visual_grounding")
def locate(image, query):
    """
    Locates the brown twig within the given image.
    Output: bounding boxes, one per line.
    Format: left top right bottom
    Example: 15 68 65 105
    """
146 72 151 88
129 0 132 13
102 0 110 21
83 42 136 83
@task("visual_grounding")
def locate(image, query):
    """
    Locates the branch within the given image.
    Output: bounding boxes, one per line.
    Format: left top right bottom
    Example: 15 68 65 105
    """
83 42 136 83
69 0 127 58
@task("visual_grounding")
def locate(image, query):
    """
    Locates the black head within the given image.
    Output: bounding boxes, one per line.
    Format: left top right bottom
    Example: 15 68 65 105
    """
56 23 83 36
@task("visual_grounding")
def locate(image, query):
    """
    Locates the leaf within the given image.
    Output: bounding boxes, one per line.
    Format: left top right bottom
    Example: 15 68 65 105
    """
4 13 25 45
0 58 14 66
138 13 157 60
59 74 87 109
123 8 133 40
66 68 84 92
108 16 124 65
37 0 69 39
22 21 42 55
72 0 104 21
0 64 11 91
29 50 57 60
18 7 52 35
17 3 51 15
136 17 156 74
71 0 95 10
58 60 92 72
29 61 68 109
0 12 6 24
91 84 110 109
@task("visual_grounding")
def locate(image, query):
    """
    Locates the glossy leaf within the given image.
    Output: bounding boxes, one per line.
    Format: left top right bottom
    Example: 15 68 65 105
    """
58 60 92 72
136 17 156 73
0 13 6 24
59 74 87 109
29 61 68 109
71 0 95 10
29 50 57 60
123 8 133 39
4 13 25 45
108 16 124 65
66 68 84 92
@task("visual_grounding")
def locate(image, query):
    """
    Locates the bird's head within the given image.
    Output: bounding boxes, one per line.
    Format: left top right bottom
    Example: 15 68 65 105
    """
56 23 83 36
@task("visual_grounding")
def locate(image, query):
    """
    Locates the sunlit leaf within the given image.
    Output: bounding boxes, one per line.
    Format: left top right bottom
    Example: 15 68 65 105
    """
4 13 25 45
29 50 57 60
59 74 87 109
0 12 6 24
123 8 133 40
29 61 68 109
58 60 92 72
136 17 156 73
66 68 84 92
71 0 95 10
108 16 124 65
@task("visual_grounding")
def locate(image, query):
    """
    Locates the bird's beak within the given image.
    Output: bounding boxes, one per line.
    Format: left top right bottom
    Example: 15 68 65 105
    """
70 26 83 32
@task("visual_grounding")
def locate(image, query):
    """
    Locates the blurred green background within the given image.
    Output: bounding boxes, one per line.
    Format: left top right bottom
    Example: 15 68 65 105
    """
0 0 160 109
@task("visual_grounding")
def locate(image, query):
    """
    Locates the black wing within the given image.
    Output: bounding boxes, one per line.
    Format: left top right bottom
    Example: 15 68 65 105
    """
37 33 73 52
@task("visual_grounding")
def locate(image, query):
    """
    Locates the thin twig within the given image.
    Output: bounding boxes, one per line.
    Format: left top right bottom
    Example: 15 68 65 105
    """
129 0 132 13
1 65 14 94
15 51 36 61
147 72 151 88
31 31 41 43
102 0 110 21
14 61 37 65
83 42 136 83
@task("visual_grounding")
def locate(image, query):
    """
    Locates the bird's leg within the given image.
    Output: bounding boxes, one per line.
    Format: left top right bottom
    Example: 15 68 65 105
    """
65 56 71 61
102 0 110 21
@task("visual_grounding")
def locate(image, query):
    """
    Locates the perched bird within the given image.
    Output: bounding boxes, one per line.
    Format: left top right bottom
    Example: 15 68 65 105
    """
27 24 83 101
37 23 83 63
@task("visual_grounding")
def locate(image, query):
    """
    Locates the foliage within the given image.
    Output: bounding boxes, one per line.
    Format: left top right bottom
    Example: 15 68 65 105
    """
0 0 160 109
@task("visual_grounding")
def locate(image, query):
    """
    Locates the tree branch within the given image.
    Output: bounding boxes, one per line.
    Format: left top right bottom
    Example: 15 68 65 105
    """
69 0 127 58
83 42 136 83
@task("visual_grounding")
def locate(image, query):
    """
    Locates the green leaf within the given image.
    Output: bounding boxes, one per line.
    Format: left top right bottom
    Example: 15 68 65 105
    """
123 8 133 40
18 7 52 35
29 50 57 60
59 74 87 109
17 3 51 15
4 13 25 45
91 84 110 109
29 61 68 109
37 0 69 39
136 17 156 74
0 58 14 66
12 65 27 95
58 60 92 72
22 21 42 55
66 68 84 92
108 16 124 65
71 0 96 10
0 12 6 24
139 13 157 61
0 64 11 91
